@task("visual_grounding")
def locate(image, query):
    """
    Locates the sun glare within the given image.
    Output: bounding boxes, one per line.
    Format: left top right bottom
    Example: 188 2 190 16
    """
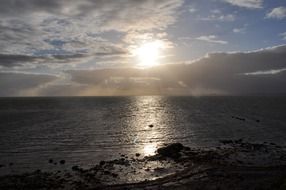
133 40 164 67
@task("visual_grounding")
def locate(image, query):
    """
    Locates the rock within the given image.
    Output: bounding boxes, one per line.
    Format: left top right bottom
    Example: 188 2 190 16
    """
111 173 118 178
157 143 184 159
234 139 243 144
112 158 130 166
9 163 13 166
49 159 53 163
220 140 233 144
0 164 4 168
135 153 140 157
60 160 65 165
232 116 246 121
149 124 154 128
256 119 260 122
99 161 105 166
72 165 79 171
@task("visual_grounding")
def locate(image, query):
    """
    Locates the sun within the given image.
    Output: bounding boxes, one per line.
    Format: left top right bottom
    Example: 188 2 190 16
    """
133 40 164 67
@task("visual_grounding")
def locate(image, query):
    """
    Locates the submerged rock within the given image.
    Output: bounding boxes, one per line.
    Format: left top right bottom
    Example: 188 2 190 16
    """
157 143 184 159
220 140 233 144
100 161 106 166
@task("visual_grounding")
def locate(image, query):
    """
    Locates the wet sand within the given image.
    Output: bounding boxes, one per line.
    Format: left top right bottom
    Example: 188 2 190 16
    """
1 140 286 190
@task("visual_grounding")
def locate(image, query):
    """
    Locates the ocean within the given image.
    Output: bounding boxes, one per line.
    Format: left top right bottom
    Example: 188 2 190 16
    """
0 96 285 174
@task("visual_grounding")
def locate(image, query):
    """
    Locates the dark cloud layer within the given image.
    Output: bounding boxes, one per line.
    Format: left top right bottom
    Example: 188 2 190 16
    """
0 73 57 96
0 53 89 67
1 44 286 96
64 45 286 96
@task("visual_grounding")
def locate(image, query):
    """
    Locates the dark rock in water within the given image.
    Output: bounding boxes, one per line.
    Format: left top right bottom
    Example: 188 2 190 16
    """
49 159 53 163
9 163 13 166
72 165 79 171
111 173 118 178
220 140 233 144
112 158 130 166
60 160 66 165
256 119 260 122
234 139 243 143
100 161 106 166
135 153 140 157
232 116 246 121
184 146 191 151
35 169 41 173
0 164 4 168
149 124 154 128
157 143 184 159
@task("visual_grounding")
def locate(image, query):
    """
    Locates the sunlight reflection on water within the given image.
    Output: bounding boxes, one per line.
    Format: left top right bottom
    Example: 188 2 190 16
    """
130 96 169 156
1 96 285 174
143 143 157 155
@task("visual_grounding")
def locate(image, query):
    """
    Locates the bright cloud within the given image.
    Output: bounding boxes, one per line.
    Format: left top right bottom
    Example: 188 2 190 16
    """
223 0 263 9
280 32 286 40
266 7 286 19
196 35 228 45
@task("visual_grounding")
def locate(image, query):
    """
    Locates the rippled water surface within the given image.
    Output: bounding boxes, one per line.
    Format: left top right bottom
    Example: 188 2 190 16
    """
0 96 285 174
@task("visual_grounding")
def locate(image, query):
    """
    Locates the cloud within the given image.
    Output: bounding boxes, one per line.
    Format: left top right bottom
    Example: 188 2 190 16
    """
0 72 58 96
222 0 263 9
280 32 286 40
189 8 197 13
243 68 286 75
0 53 92 67
0 0 183 69
233 25 247 33
233 28 243 33
196 35 228 45
266 7 286 19
48 44 285 96
1 44 286 96
199 10 236 22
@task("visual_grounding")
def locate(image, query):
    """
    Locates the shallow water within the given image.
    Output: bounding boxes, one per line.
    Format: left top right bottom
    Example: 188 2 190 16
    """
0 96 285 174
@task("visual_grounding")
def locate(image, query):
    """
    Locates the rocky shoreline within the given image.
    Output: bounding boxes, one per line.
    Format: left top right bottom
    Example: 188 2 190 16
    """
1 140 286 190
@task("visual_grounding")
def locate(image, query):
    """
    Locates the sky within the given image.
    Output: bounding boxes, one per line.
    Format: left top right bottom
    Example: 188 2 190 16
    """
0 0 286 96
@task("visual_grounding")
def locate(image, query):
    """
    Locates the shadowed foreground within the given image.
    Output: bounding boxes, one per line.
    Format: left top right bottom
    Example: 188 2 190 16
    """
1 140 286 190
